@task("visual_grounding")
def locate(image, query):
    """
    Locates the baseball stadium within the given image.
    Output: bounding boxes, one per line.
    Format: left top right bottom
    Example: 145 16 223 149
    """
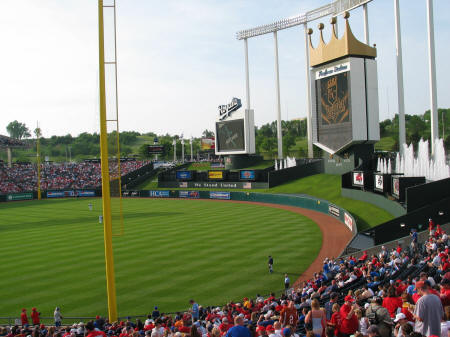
1 1 450 337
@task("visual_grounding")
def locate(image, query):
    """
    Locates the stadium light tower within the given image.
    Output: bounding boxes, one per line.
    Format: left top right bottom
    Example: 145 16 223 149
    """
181 138 185 162
173 139 177 162
190 137 193 162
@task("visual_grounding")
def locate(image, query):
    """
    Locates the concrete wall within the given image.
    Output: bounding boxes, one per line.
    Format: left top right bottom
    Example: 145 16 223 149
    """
341 188 406 217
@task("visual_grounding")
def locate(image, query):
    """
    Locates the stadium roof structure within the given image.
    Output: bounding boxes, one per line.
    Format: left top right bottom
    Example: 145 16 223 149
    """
0 134 27 148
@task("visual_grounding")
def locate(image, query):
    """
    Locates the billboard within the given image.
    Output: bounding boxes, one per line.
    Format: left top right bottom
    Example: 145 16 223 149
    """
147 145 165 155
47 190 75 198
352 172 364 187
316 71 352 152
215 119 245 152
344 212 353 231
201 138 215 150
148 190 170 198
208 171 224 180
392 177 400 198
328 204 340 217
176 171 193 180
179 190 200 199
374 174 384 192
239 170 256 181
6 192 33 201
210 191 230 200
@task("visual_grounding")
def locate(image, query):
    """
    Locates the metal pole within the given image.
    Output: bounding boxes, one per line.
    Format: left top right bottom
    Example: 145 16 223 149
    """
394 0 406 153
363 3 369 44
97 0 118 323
7 147 12 167
304 23 313 158
426 0 438 155
181 139 185 163
173 139 176 162
190 138 193 162
273 31 283 159
244 38 251 110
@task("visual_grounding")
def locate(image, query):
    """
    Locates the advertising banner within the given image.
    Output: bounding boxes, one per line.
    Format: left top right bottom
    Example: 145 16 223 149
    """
147 145 165 155
148 190 170 198
210 191 230 200
201 138 215 150
210 162 225 168
374 174 384 191
392 177 400 198
328 204 340 217
239 170 255 181
352 172 364 187
344 212 353 231
47 191 65 198
179 190 200 199
7 192 33 201
176 171 192 180
76 190 95 197
208 171 224 180
243 182 252 189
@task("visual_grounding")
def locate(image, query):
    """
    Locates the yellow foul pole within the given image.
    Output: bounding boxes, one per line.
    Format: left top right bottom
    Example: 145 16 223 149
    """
36 128 41 200
98 0 118 322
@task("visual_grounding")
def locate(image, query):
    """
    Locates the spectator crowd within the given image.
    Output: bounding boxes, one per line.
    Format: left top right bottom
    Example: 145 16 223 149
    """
0 161 149 194
2 220 448 337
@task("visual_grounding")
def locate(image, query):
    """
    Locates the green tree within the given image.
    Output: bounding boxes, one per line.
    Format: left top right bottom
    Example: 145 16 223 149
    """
261 137 277 158
282 134 296 156
6 120 31 139
202 129 214 138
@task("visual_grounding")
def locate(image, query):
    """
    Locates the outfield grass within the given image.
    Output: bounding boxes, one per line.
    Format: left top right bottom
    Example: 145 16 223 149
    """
138 174 394 230
0 198 321 320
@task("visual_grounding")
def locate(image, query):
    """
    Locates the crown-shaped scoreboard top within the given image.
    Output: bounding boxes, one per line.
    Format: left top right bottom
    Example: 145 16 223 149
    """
308 11 377 68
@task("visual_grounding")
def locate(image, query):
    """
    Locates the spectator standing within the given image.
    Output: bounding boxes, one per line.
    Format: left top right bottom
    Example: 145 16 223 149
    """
54 307 63 327
20 309 28 326
190 299 199 322
413 280 444 336
30 307 40 326
280 301 298 328
382 287 402 318
284 274 290 291
338 296 358 337
366 297 392 337
325 293 338 321
305 299 326 337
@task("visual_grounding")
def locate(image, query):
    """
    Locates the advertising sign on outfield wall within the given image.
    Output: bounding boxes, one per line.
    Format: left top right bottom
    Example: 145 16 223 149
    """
344 212 353 231
76 190 95 197
179 191 200 199
328 204 340 217
7 192 33 201
210 191 230 200
208 171 224 180
148 190 170 198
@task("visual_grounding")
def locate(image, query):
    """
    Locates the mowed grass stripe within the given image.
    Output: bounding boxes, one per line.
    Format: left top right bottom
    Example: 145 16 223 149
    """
0 198 321 318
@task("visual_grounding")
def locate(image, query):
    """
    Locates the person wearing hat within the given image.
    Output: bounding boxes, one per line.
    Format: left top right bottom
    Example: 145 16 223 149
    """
265 325 276 337
20 309 28 326
365 297 392 337
54 307 63 327
152 307 160 320
30 308 40 326
338 296 358 337
413 280 443 336
393 313 414 337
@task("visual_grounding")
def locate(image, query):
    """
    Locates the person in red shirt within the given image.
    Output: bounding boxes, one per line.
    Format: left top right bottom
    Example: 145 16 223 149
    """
328 303 341 337
359 251 368 262
86 321 107 337
30 308 40 326
20 309 28 326
400 293 415 322
280 301 298 328
338 296 358 337
429 218 435 236
382 286 402 318
440 278 450 307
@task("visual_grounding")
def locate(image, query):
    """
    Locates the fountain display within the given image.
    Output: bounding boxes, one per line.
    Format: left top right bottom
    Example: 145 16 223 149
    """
377 138 449 181
274 157 297 170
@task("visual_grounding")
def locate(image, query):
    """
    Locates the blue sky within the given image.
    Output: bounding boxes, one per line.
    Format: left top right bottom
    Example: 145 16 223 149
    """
0 0 448 138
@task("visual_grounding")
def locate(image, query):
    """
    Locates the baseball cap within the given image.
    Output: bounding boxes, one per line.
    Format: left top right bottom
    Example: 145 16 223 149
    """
394 313 406 322
266 325 275 332
256 326 266 332
282 328 291 337
344 295 355 302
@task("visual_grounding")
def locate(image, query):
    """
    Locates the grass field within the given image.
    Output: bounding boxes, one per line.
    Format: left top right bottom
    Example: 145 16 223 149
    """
137 174 394 230
0 197 321 320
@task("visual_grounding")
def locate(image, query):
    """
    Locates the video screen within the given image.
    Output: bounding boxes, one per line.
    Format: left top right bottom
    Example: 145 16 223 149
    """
239 170 255 181
316 72 352 151
216 119 245 152
176 171 192 180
